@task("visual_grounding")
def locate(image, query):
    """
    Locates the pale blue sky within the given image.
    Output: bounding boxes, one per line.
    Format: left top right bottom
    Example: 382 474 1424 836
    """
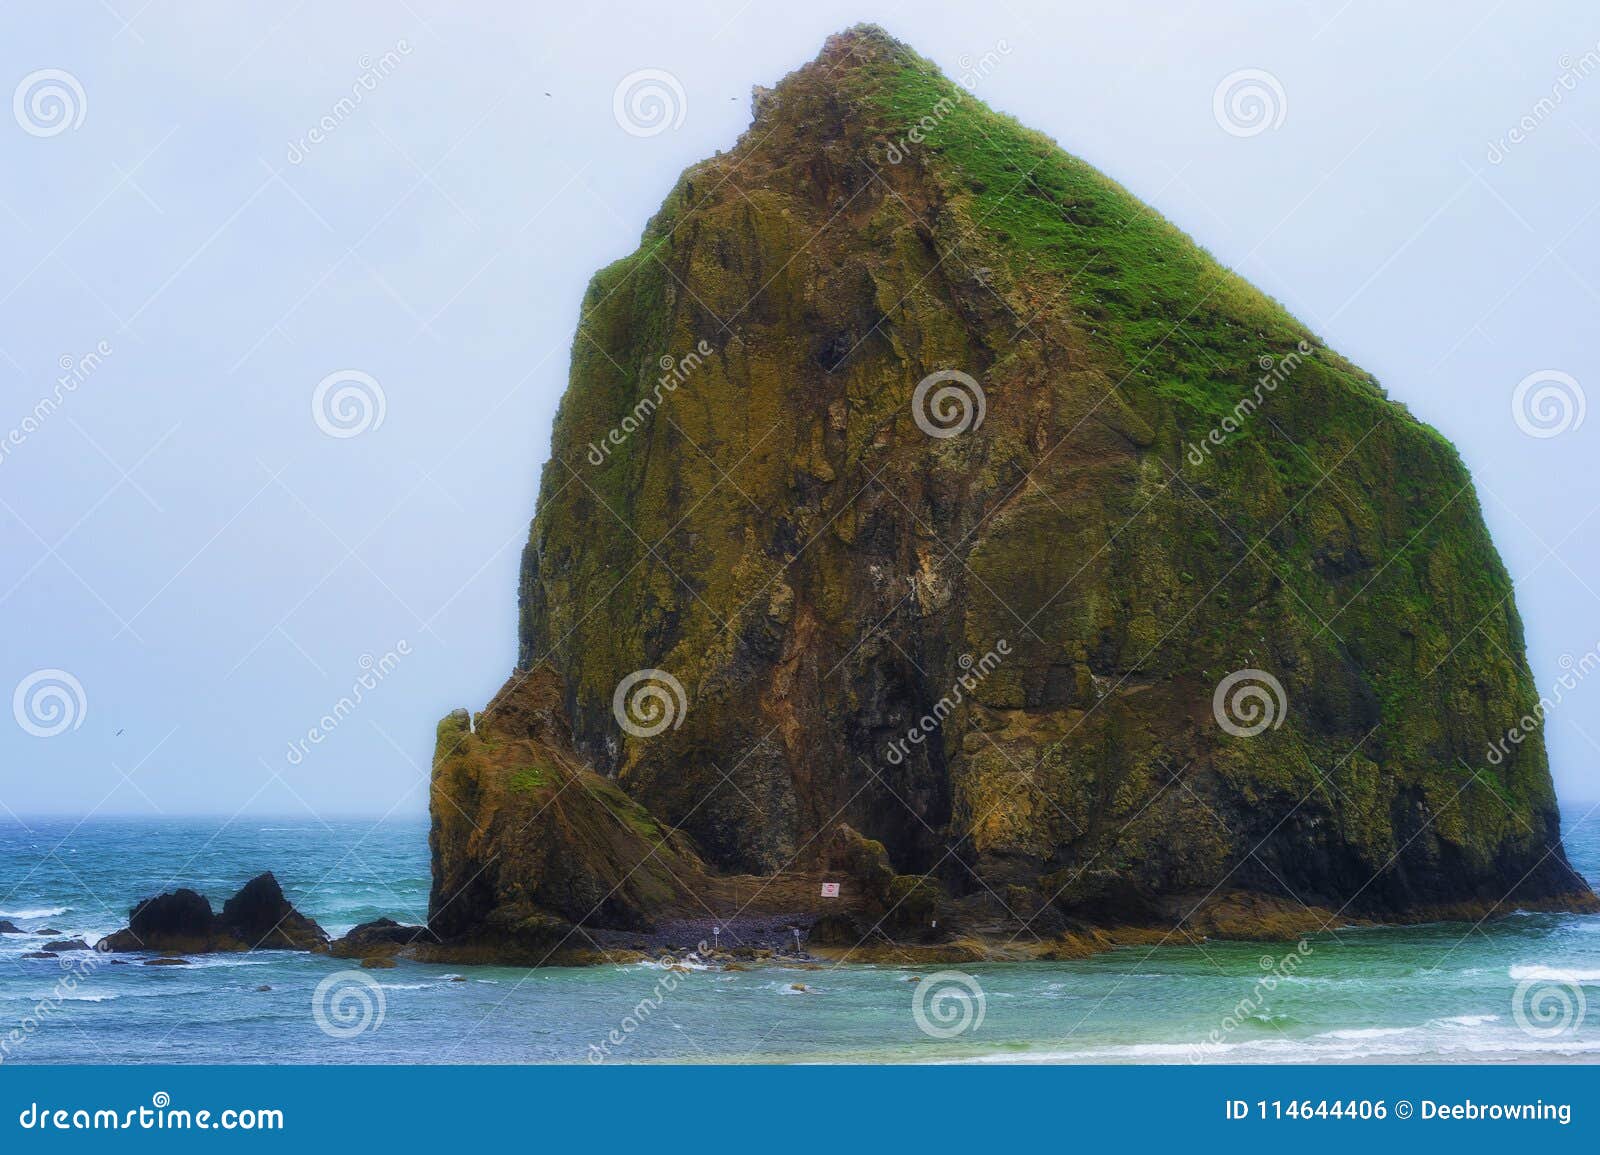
2 0 1597 816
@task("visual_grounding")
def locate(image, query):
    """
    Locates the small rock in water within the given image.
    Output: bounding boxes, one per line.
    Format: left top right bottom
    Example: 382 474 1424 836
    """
328 917 436 958
34 928 63 936
0 920 23 934
100 873 330 955
255 984 272 992
42 939 89 952
790 982 810 993
20 951 56 960
144 957 189 966
360 956 397 969
450 975 468 983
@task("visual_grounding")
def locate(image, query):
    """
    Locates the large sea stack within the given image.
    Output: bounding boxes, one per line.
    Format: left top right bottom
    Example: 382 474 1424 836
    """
427 27 1595 958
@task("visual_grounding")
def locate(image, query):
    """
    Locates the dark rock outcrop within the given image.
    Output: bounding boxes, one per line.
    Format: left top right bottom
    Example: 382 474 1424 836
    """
818 824 895 897
41 939 89 952
219 872 329 951
98 873 328 954
99 888 214 953
426 26 1597 958
0 920 22 933
428 668 711 955
329 918 438 959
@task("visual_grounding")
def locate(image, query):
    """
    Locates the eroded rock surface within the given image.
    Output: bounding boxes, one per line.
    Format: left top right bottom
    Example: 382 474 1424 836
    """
98 873 328 954
427 26 1595 957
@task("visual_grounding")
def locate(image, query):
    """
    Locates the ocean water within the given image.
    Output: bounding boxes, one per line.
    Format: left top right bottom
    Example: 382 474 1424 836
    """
1 811 1598 1064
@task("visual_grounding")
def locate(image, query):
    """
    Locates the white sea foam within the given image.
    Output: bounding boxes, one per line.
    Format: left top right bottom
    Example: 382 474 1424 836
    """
0 990 120 1004
968 1029 1600 1065
643 956 711 972
1318 1027 1413 1040
1508 965 1600 983
0 907 67 919
142 955 273 970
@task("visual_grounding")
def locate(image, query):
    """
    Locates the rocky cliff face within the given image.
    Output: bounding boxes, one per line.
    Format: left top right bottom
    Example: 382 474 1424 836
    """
430 27 1594 948
428 667 710 951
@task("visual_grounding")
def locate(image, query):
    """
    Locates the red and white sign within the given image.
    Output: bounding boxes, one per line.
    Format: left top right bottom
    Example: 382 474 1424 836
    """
820 882 840 898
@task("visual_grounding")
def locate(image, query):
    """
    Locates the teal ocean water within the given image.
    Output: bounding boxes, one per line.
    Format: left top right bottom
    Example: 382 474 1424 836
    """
1 811 1597 1064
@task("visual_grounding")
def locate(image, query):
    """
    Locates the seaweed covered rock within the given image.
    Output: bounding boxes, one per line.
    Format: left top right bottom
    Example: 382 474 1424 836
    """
432 25 1594 945
330 918 438 959
818 823 895 896
427 666 711 954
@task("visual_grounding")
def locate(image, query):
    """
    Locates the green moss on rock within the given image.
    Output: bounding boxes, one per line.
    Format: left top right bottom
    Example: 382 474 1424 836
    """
443 25 1593 934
